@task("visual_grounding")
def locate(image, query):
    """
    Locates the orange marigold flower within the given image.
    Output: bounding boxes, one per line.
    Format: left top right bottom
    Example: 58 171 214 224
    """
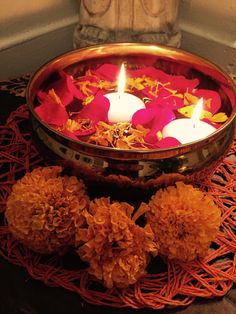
146 182 221 262
76 198 158 288
5 166 89 254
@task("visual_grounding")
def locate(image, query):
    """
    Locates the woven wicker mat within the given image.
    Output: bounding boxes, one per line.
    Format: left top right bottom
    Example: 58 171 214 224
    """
0 101 235 310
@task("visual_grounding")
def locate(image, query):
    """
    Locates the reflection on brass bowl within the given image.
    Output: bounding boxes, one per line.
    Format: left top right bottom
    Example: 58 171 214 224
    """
26 43 236 188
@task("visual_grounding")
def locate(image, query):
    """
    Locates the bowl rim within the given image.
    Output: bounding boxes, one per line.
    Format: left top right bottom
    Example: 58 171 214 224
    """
26 42 236 158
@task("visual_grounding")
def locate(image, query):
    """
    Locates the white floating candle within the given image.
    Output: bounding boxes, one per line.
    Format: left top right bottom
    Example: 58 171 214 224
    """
104 64 145 123
162 98 216 144
105 92 145 123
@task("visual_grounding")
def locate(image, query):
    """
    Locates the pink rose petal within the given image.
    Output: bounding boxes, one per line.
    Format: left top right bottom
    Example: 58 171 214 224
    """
37 90 50 103
192 89 221 114
144 110 175 144
132 108 156 128
128 67 199 92
61 129 80 140
73 126 96 137
157 137 181 148
44 71 84 105
146 94 184 111
132 107 175 144
75 92 110 125
93 64 120 81
35 100 68 125
167 75 199 92
155 87 172 98
66 73 85 101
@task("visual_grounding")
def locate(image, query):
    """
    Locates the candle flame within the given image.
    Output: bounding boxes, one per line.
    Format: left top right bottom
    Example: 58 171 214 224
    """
118 63 126 98
191 98 203 128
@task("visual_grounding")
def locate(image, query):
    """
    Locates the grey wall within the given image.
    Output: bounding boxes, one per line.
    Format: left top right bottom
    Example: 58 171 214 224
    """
0 0 79 79
0 0 235 80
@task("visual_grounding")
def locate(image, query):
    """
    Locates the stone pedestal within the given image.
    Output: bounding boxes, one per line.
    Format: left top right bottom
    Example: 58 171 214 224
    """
73 0 181 48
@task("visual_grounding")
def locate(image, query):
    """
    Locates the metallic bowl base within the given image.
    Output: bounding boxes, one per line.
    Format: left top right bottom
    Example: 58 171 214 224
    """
31 113 235 189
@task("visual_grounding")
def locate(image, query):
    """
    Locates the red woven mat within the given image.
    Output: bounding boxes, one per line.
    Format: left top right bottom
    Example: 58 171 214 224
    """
0 104 236 310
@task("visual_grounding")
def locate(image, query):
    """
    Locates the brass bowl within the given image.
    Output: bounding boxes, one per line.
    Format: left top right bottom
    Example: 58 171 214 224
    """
26 43 236 188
